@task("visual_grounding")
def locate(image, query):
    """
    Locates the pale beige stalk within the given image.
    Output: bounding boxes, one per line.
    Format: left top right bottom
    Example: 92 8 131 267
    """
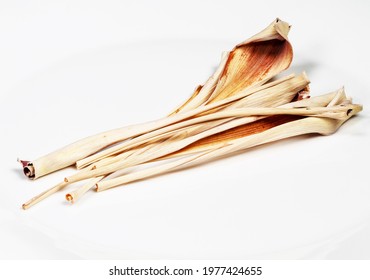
65 176 104 203
22 182 67 210
96 113 360 192
64 75 309 182
76 73 303 169
96 92 362 191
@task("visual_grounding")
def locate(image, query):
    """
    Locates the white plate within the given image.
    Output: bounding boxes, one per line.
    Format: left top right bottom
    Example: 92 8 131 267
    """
1 38 370 259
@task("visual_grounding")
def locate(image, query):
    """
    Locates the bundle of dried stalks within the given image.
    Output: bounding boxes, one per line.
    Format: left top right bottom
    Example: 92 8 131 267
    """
19 19 362 209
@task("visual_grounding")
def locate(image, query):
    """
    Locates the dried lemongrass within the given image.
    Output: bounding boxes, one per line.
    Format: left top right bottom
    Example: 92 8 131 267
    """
65 176 104 203
20 18 293 180
77 88 357 185
22 79 306 209
62 75 310 182
22 181 68 210
76 73 307 169
19 19 363 210
95 91 362 191
21 87 362 210
21 91 362 210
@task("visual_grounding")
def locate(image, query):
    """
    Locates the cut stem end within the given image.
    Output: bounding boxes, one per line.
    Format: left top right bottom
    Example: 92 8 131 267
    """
18 159 35 179
65 194 73 203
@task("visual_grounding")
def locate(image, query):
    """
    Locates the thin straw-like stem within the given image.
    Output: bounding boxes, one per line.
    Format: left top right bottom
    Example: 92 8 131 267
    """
65 176 104 203
22 182 68 210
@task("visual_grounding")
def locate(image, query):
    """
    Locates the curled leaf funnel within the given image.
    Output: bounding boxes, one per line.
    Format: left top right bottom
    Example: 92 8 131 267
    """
170 18 293 114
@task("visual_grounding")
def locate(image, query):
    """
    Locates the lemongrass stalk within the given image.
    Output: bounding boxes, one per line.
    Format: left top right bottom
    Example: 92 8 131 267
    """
88 143 158 170
74 89 350 180
86 103 351 171
69 89 343 185
96 101 362 192
66 162 145 203
94 118 332 191
65 176 104 203
66 83 309 182
169 52 230 115
168 89 348 158
22 181 68 210
96 152 219 192
78 77 312 170
76 73 303 168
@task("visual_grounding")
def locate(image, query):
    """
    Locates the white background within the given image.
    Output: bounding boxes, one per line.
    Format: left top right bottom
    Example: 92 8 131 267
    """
0 0 369 259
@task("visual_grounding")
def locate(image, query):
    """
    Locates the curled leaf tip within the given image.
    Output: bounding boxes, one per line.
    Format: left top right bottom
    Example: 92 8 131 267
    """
17 158 29 168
